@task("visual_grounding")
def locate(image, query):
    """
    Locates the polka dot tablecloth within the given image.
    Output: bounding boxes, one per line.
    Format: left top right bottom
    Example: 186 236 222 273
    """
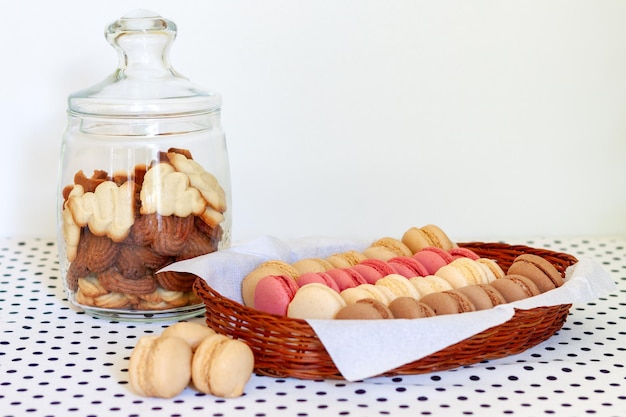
1 236 625 417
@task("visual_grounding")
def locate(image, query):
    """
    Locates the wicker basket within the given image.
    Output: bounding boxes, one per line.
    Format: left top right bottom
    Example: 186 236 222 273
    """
193 242 578 380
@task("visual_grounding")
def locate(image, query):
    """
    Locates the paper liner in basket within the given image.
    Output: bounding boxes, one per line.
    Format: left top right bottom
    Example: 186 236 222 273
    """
160 236 616 381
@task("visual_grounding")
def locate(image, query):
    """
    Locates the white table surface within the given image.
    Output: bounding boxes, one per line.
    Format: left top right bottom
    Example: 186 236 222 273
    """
1 236 624 417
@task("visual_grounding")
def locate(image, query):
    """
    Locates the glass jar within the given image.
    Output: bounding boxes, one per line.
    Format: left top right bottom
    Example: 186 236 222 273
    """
57 9 231 321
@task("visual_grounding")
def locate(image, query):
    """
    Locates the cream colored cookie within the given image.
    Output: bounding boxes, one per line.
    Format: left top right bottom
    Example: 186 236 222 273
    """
167 152 227 213
62 186 83 261
77 275 109 298
140 163 207 217
67 181 136 242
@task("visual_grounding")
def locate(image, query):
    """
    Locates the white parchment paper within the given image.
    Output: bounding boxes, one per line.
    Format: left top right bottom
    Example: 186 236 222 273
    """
160 236 616 381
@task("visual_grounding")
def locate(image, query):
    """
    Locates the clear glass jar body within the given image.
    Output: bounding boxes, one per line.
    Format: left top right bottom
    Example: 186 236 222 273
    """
57 111 231 321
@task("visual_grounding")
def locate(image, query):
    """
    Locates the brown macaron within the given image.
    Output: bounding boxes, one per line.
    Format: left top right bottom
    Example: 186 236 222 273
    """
419 290 476 315
388 296 435 319
457 284 506 310
335 298 393 319
507 254 564 293
489 274 541 302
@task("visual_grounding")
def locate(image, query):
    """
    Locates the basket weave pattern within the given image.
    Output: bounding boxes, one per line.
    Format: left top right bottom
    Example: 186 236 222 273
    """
193 242 578 380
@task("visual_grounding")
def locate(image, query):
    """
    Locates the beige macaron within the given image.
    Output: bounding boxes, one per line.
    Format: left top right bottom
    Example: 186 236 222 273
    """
191 334 255 398
287 283 347 319
409 275 454 297
362 246 398 261
326 250 367 268
402 224 456 253
292 257 334 274
340 283 394 305
161 322 216 351
369 237 413 258
128 335 192 398
375 274 421 299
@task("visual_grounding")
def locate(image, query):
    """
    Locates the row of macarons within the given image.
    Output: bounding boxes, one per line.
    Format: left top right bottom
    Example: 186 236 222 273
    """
247 250 565 320
240 224 459 308
338 252 566 319
241 243 481 310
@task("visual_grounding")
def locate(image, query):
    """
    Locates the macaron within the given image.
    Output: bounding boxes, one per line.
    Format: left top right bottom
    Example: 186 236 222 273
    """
435 258 488 289
412 247 453 274
335 298 394 320
408 275 454 297
457 284 506 310
402 224 456 253
476 258 505 281
191 334 254 398
507 254 564 293
325 268 367 291
489 274 541 302
296 272 341 292
253 275 300 316
241 260 299 308
350 263 384 284
448 247 480 260
340 283 394 305
292 257 333 275
420 224 457 251
388 256 429 278
128 335 192 398
375 274 421 299
401 227 432 254
287 283 347 319
388 297 436 319
362 245 398 261
161 322 216 351
419 290 476 315
388 260 417 278
359 259 396 277
326 250 367 268
369 237 413 257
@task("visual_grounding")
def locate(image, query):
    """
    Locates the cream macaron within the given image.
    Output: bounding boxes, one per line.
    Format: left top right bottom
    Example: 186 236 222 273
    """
191 334 255 398
128 335 193 398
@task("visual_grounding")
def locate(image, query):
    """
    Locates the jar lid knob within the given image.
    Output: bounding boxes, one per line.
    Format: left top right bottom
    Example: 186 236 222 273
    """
106 9 177 80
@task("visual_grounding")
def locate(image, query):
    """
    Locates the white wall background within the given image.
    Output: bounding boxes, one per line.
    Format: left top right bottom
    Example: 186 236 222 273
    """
2 0 625 243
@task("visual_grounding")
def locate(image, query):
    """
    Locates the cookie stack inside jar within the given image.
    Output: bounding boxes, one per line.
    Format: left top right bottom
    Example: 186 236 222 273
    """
57 10 231 321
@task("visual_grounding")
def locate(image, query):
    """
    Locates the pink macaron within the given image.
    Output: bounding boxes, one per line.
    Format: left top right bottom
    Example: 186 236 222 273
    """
296 272 341 292
359 259 396 277
325 268 367 291
350 264 384 284
448 247 480 260
254 275 300 316
388 256 429 278
412 247 454 275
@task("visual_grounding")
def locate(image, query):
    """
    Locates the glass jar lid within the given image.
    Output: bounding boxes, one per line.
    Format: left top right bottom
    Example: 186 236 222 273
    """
68 9 221 117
